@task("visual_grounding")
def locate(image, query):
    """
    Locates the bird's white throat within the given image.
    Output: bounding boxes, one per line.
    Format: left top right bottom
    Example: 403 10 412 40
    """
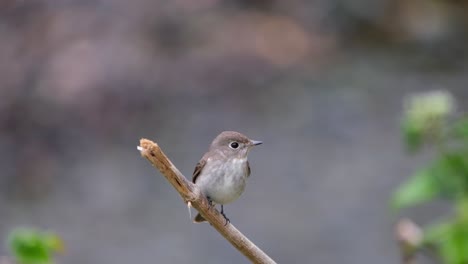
231 158 247 164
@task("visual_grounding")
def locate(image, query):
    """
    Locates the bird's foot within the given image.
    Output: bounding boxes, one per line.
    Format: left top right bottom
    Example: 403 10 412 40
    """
207 197 215 208
220 205 230 226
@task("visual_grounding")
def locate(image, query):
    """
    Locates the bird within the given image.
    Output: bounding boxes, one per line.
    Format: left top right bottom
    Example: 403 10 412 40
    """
192 131 262 223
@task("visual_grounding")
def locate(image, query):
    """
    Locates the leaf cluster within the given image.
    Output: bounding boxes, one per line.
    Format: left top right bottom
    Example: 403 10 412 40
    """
7 228 64 264
394 90 468 264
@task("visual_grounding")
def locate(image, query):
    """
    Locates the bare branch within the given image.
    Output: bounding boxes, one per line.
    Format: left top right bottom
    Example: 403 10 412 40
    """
138 138 277 264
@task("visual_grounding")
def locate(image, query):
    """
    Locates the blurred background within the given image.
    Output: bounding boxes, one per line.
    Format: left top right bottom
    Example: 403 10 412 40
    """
1 0 468 263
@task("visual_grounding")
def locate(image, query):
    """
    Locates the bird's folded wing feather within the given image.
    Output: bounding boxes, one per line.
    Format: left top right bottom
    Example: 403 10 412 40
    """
192 158 206 183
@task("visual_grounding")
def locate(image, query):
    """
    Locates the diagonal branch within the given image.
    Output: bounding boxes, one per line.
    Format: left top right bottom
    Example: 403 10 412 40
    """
138 138 277 264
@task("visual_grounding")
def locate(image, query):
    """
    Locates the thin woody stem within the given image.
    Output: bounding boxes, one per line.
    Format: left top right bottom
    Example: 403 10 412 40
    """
138 138 277 264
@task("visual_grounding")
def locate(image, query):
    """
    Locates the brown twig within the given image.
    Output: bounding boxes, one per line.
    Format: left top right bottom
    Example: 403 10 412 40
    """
138 138 277 264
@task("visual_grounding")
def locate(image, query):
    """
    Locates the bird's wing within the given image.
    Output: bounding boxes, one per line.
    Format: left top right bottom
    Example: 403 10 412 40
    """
192 158 206 183
246 160 251 177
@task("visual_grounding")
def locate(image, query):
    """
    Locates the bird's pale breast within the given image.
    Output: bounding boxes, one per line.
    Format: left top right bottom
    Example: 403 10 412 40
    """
197 157 248 204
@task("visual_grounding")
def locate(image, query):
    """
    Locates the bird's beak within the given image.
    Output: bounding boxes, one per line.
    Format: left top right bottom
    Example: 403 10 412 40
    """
250 140 263 146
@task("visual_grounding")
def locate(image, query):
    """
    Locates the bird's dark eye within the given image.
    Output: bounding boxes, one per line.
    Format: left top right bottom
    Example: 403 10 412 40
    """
229 142 239 149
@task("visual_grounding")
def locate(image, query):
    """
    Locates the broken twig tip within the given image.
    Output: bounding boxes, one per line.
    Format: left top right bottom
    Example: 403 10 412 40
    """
137 146 143 152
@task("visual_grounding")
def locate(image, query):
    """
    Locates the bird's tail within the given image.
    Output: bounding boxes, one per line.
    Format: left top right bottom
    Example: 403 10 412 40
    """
193 213 206 223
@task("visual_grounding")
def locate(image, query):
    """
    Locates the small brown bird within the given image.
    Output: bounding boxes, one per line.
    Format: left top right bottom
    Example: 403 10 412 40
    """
192 131 262 223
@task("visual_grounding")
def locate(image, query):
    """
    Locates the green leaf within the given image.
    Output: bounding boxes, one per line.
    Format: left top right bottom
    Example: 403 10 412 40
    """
435 154 468 197
402 120 423 153
438 223 468 264
423 217 468 264
392 168 440 210
452 117 468 140
7 228 61 264
42 233 65 253
423 221 452 245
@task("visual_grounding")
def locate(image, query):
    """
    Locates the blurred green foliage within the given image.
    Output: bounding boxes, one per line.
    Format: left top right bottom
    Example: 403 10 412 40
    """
7 228 64 264
394 90 468 264
402 90 455 152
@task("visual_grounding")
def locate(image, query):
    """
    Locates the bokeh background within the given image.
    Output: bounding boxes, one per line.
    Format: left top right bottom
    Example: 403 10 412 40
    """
1 0 468 263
